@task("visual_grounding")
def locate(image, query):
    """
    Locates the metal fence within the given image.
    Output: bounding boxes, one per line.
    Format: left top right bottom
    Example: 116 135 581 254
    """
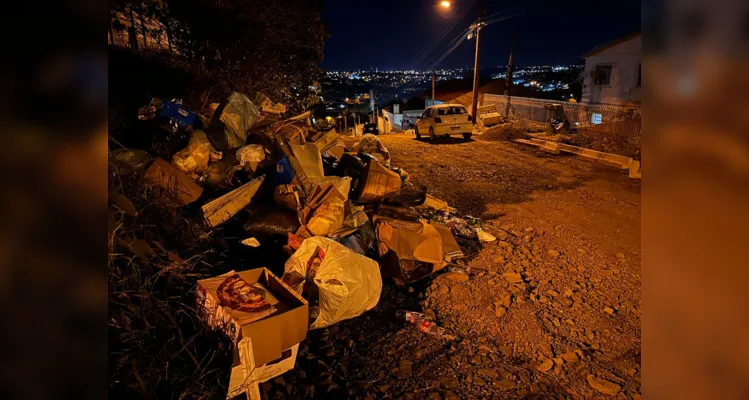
483 94 641 140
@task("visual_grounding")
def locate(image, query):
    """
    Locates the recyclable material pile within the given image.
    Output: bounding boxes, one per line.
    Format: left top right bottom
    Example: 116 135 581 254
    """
110 91 495 399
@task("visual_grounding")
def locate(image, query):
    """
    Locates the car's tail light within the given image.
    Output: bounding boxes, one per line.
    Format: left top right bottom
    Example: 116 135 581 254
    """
467 114 473 121
434 117 442 123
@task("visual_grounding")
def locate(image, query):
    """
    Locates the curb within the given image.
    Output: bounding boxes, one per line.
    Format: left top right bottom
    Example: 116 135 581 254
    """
513 138 641 179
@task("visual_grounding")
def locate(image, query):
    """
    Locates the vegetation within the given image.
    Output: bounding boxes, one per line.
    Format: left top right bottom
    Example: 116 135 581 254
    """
108 0 327 116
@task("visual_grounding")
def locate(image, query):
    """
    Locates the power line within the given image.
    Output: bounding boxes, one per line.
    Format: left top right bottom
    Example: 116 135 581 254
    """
405 0 473 68
407 0 475 70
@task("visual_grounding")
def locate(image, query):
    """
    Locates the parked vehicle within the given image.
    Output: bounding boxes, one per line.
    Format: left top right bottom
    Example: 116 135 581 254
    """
363 122 379 135
414 104 473 141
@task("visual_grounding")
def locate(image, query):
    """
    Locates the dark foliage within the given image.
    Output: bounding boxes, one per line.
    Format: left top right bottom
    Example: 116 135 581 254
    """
109 0 327 116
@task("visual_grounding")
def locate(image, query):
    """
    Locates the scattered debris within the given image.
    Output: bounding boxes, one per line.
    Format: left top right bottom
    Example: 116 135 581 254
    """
395 310 455 340
476 228 497 242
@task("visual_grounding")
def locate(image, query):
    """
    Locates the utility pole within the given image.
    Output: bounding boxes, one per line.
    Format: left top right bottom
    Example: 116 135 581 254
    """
504 32 516 118
470 0 485 123
432 71 436 106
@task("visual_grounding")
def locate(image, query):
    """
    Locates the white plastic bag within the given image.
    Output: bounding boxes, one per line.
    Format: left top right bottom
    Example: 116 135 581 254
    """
236 144 267 165
283 237 381 329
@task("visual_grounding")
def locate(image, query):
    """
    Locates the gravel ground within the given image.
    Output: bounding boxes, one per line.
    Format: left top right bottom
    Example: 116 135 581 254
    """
263 132 641 400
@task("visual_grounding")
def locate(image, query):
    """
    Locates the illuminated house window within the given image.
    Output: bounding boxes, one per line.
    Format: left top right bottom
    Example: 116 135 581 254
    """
591 113 603 124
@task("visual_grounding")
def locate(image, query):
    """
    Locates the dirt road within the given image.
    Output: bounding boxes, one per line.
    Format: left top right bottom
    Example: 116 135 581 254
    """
267 133 641 399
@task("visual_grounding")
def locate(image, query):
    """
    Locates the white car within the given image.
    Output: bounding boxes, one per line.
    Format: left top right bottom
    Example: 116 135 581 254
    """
414 104 473 141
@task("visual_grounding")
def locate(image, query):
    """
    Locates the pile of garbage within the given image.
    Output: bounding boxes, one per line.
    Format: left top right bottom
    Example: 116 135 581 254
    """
118 90 494 399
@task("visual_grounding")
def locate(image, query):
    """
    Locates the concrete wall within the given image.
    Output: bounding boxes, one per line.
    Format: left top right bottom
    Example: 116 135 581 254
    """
582 35 641 105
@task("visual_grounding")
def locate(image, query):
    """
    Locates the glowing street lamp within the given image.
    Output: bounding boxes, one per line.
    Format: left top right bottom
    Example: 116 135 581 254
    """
440 1 450 8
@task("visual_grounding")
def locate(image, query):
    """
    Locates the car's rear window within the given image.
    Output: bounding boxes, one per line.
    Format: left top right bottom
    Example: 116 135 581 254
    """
437 107 467 116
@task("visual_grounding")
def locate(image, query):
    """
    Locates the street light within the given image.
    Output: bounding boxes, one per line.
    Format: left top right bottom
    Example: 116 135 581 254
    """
440 1 450 8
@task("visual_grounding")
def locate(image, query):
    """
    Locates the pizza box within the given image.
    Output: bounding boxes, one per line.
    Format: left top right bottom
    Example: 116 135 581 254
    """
196 268 308 366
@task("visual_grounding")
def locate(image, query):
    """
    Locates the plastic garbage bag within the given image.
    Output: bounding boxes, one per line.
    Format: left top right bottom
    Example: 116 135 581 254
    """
244 208 301 237
236 144 266 165
110 148 151 170
171 130 215 174
382 184 427 207
377 204 420 221
338 234 366 256
275 157 295 185
206 92 260 150
354 134 390 166
282 237 382 329
336 153 366 180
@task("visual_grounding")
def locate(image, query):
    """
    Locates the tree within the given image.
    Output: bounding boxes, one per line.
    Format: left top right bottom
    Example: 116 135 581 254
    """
109 0 327 114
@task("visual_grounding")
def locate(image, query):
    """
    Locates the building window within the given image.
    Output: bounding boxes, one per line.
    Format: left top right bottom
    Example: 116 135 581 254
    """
637 63 641 87
591 113 603 124
594 65 612 85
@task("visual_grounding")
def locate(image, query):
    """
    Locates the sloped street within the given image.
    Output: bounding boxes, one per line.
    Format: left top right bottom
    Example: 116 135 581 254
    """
263 133 641 399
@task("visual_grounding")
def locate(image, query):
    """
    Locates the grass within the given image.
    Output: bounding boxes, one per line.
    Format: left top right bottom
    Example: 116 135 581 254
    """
108 158 236 399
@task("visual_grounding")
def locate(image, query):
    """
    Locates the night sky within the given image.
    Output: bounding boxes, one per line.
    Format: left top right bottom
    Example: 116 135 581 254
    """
321 0 640 70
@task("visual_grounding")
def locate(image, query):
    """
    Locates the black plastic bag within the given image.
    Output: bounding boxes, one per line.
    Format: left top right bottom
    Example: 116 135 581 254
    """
376 204 420 221
243 208 300 237
336 153 366 180
382 184 427 207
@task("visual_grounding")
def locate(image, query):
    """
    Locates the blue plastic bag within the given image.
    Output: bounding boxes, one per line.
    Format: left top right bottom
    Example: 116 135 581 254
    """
275 157 295 185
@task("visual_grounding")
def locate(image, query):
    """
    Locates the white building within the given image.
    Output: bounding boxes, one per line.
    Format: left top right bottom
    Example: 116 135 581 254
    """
581 32 641 105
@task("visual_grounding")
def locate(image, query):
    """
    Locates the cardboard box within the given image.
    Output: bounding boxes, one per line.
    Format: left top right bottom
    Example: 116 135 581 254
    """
325 143 346 160
201 175 265 228
196 268 308 366
433 223 464 262
373 216 446 283
312 129 340 153
356 161 401 204
144 157 204 206
290 143 324 181
227 341 299 400
421 194 456 213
